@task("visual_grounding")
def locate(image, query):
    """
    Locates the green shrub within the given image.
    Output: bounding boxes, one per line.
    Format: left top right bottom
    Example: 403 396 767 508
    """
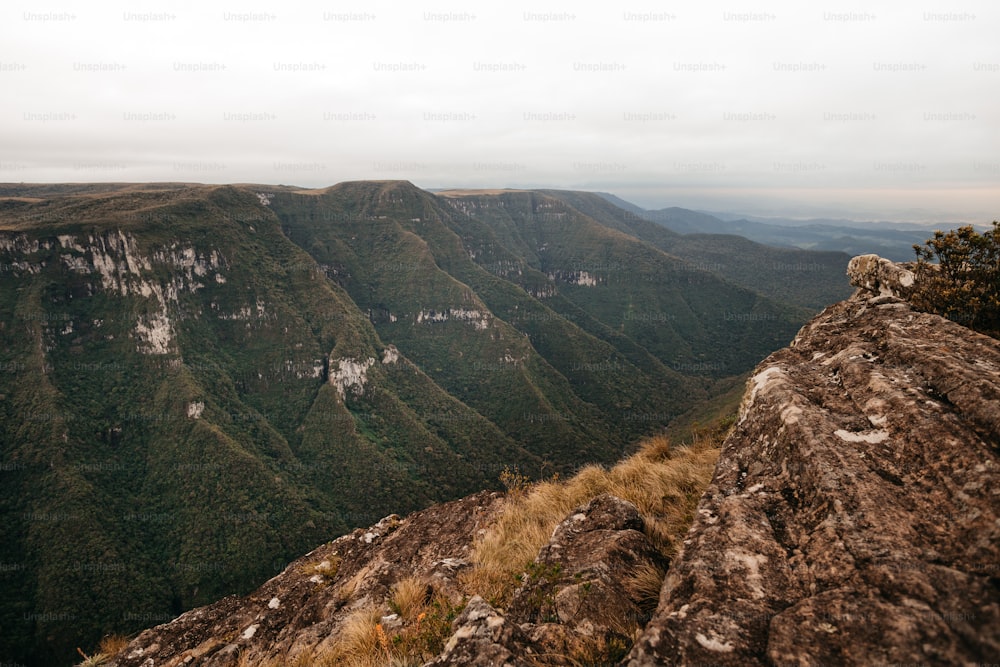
912 221 1000 337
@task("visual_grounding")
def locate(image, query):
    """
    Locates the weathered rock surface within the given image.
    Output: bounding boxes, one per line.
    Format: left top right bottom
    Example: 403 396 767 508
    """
425 596 537 667
508 495 665 657
112 491 505 666
846 253 918 300
626 259 1000 665
430 494 667 666
109 488 663 666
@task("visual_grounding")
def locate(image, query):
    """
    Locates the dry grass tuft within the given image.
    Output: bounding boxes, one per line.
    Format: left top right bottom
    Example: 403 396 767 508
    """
627 562 667 613
565 633 633 666
285 653 315 667
389 576 431 622
97 634 129 657
461 432 722 608
320 606 391 667
313 582 461 667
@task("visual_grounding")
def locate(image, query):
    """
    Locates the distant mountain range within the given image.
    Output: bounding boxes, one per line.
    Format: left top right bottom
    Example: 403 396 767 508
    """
0 181 858 664
597 193 951 262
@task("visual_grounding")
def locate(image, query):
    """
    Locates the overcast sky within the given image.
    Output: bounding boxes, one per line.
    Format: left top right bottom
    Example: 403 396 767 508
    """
1 0 996 221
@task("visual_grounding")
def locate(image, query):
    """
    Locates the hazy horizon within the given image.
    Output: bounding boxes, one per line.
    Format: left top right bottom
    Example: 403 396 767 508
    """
1 0 996 223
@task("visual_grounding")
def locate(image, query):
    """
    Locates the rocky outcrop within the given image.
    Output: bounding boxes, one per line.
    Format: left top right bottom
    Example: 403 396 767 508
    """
110 492 664 667
425 596 537 667
626 257 1000 665
507 495 665 658
846 252 917 299
430 494 667 666
112 491 505 666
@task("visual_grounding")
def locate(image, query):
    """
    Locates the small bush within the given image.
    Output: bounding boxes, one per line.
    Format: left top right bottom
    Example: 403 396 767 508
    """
912 221 1000 337
499 465 533 497
97 634 129 656
76 633 131 666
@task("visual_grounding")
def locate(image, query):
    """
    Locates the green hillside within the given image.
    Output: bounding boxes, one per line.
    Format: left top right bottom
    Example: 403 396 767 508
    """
437 188 811 365
549 191 853 310
0 182 843 665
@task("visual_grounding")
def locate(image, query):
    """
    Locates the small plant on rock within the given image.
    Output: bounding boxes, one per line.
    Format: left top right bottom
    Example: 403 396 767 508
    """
499 465 533 497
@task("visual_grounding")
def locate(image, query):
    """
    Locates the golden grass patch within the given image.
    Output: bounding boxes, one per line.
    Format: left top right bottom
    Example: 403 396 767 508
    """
461 433 722 608
302 426 728 666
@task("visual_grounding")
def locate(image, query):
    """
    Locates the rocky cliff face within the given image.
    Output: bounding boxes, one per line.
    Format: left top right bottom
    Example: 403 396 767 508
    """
628 255 1000 665
107 255 1000 666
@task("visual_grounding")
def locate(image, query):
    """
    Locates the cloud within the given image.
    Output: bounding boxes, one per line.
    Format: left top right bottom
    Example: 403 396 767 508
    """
0 0 996 221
